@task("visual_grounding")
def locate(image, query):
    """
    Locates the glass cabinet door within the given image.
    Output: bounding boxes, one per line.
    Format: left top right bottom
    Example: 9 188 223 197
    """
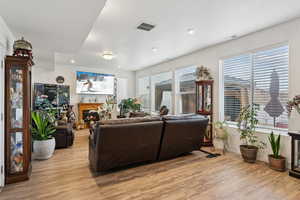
9 65 24 174
292 140 300 173
197 85 203 112
10 132 24 173
10 66 23 129
203 84 212 113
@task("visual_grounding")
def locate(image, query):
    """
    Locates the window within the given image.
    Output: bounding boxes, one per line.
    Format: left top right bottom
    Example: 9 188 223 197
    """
137 76 150 112
117 78 129 105
222 45 289 130
151 72 173 113
175 66 196 114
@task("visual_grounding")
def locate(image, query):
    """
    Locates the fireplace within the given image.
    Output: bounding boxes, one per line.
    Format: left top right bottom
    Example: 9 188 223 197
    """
78 103 103 129
83 110 100 123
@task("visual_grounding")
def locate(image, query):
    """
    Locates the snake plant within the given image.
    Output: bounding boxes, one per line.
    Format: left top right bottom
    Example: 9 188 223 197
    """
268 132 281 158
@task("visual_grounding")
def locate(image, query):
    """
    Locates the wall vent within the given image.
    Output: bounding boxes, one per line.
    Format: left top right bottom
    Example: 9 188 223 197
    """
137 23 155 31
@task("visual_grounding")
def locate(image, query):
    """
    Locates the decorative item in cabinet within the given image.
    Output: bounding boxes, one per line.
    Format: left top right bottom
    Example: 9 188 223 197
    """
196 80 213 146
5 55 33 184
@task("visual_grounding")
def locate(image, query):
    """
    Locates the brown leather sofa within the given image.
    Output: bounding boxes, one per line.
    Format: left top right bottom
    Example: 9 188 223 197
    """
89 115 208 173
89 118 163 172
158 115 208 161
54 123 74 149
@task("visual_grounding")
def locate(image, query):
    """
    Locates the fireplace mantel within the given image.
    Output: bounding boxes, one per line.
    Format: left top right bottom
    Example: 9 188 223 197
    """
78 103 103 129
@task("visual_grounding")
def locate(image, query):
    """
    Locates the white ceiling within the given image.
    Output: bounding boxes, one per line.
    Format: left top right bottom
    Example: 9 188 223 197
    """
0 0 107 67
1 0 300 71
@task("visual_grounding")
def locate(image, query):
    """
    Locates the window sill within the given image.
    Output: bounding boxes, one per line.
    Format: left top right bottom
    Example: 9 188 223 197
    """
226 122 289 136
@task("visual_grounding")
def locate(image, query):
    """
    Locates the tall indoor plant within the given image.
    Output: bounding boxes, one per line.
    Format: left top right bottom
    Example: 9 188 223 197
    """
237 105 265 163
32 111 56 160
268 132 286 171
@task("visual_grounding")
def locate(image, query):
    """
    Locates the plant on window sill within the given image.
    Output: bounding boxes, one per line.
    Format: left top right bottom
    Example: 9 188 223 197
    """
237 105 266 163
287 95 300 116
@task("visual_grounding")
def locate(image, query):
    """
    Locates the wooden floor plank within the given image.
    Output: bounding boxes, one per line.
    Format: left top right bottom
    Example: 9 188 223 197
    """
1 129 300 200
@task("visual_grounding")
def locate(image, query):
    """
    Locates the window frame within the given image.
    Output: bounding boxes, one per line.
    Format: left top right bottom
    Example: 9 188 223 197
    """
150 71 173 114
137 76 151 112
219 43 289 133
174 66 197 114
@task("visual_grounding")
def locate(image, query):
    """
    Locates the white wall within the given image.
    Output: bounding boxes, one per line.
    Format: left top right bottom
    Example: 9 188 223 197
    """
136 17 300 166
0 16 14 188
32 64 136 114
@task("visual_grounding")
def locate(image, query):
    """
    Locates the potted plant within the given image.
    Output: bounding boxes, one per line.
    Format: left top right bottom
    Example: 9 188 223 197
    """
268 132 286 171
32 111 56 160
237 105 265 163
118 98 141 117
213 121 228 154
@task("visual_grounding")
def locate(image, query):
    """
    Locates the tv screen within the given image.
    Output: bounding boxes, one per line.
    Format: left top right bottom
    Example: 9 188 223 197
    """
76 71 115 95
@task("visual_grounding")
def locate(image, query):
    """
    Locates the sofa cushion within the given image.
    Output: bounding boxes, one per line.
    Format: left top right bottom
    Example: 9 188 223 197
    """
98 116 161 125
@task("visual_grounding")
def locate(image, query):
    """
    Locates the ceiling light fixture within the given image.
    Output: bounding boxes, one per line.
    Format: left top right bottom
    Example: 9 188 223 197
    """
102 51 114 60
187 28 195 35
70 59 75 64
152 47 158 52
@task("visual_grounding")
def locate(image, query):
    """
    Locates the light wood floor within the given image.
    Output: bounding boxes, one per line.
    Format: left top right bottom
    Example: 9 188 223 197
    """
1 130 300 200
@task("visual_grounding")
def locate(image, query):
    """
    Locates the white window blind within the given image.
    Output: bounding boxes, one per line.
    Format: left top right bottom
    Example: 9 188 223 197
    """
253 46 289 129
223 45 289 130
223 54 251 122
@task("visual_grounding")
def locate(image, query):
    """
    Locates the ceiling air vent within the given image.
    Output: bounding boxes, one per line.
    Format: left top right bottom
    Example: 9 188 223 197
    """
137 23 155 31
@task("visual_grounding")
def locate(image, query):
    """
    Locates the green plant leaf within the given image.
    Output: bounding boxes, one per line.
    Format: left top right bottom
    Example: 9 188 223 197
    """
31 111 56 141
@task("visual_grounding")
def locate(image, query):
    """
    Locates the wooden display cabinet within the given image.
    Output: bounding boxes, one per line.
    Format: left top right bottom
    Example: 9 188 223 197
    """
196 80 213 146
5 56 33 184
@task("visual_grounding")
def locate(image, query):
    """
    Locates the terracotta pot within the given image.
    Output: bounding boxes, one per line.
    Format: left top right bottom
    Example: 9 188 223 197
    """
268 155 286 172
240 145 258 163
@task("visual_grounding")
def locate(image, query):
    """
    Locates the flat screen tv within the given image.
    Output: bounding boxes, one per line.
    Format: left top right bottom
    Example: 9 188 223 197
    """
76 71 115 95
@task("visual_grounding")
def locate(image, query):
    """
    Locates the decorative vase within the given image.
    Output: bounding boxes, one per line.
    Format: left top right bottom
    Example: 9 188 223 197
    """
240 145 258 163
33 137 56 160
125 112 130 118
111 105 118 119
289 110 300 131
213 138 225 154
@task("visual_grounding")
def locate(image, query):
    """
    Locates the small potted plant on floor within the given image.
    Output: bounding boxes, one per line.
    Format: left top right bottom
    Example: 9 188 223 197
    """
237 105 265 163
32 111 56 160
213 121 228 154
268 132 286 171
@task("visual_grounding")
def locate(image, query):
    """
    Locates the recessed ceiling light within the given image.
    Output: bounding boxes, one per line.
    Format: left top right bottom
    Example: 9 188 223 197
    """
102 51 114 60
118 65 121 69
187 28 195 35
152 47 158 52
70 59 75 64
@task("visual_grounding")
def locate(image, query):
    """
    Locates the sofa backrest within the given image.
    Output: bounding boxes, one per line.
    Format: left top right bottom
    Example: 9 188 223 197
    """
158 116 208 161
95 121 163 171
98 116 161 125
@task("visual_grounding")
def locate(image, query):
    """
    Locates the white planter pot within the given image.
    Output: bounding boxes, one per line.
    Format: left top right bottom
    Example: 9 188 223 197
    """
111 105 118 120
289 110 300 131
213 138 225 150
33 138 56 160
